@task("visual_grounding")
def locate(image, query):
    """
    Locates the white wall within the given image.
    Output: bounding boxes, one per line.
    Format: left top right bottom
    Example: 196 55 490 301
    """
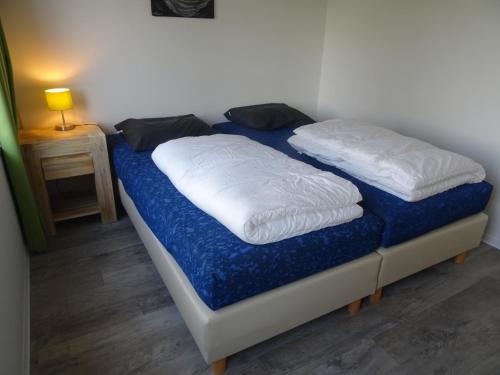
1 0 498 245
0 0 327 131
0 158 29 375
318 0 500 248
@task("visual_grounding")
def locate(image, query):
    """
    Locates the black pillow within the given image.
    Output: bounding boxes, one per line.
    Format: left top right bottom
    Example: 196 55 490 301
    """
114 114 216 151
224 103 315 130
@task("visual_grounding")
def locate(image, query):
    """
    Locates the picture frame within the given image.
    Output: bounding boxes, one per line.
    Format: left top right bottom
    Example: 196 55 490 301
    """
151 0 214 19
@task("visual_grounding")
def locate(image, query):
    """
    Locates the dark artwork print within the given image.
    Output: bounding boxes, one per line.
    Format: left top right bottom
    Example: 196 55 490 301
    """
152 0 214 18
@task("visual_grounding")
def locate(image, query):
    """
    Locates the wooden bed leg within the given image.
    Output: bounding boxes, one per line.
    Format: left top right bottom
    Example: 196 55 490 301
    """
370 288 383 304
212 358 227 375
347 299 362 315
455 252 468 265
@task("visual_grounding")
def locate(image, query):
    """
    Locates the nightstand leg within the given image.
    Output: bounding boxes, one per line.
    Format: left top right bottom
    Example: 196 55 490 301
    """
22 146 56 235
90 136 117 223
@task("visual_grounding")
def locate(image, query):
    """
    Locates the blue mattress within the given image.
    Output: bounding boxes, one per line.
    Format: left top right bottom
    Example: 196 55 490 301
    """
213 122 493 247
109 135 383 310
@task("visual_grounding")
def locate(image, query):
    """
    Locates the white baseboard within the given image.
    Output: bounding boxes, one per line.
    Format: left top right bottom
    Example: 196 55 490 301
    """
22 254 30 375
483 234 500 250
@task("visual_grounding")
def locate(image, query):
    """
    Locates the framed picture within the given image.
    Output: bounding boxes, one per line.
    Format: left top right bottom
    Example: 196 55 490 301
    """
152 0 214 19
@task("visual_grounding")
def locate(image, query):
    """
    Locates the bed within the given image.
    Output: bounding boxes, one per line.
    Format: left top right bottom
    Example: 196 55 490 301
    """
109 124 490 374
110 134 385 373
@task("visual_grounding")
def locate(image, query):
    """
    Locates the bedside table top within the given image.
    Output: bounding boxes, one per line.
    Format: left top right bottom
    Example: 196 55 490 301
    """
19 125 104 145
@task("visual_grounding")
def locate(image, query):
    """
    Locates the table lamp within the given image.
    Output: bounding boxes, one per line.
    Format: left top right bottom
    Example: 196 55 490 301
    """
45 88 75 131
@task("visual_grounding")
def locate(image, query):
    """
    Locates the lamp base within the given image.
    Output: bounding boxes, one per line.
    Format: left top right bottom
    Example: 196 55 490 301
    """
55 124 76 131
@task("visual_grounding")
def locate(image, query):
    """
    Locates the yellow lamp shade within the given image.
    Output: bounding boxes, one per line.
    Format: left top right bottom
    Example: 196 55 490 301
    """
45 88 73 111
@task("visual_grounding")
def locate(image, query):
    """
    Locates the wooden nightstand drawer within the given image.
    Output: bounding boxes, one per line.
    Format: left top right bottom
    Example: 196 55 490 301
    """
42 153 95 181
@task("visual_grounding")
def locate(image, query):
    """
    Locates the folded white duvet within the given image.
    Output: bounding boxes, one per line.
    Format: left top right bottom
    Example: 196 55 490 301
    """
152 134 363 244
289 119 485 202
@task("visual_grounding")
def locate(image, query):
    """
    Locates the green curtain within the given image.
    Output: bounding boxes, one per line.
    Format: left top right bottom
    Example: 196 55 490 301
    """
0 20 47 252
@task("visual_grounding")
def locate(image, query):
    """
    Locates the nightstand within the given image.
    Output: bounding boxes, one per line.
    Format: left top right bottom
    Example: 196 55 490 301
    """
19 125 117 235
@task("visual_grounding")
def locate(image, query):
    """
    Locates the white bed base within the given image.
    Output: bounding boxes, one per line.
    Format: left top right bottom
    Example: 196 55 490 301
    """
369 212 488 303
118 180 488 374
376 213 488 288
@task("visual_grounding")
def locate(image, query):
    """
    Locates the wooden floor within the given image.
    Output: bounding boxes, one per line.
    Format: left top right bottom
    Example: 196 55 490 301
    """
31 216 500 375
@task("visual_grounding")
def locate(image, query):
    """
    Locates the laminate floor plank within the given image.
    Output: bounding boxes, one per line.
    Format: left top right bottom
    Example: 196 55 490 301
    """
30 216 500 374
374 277 500 374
